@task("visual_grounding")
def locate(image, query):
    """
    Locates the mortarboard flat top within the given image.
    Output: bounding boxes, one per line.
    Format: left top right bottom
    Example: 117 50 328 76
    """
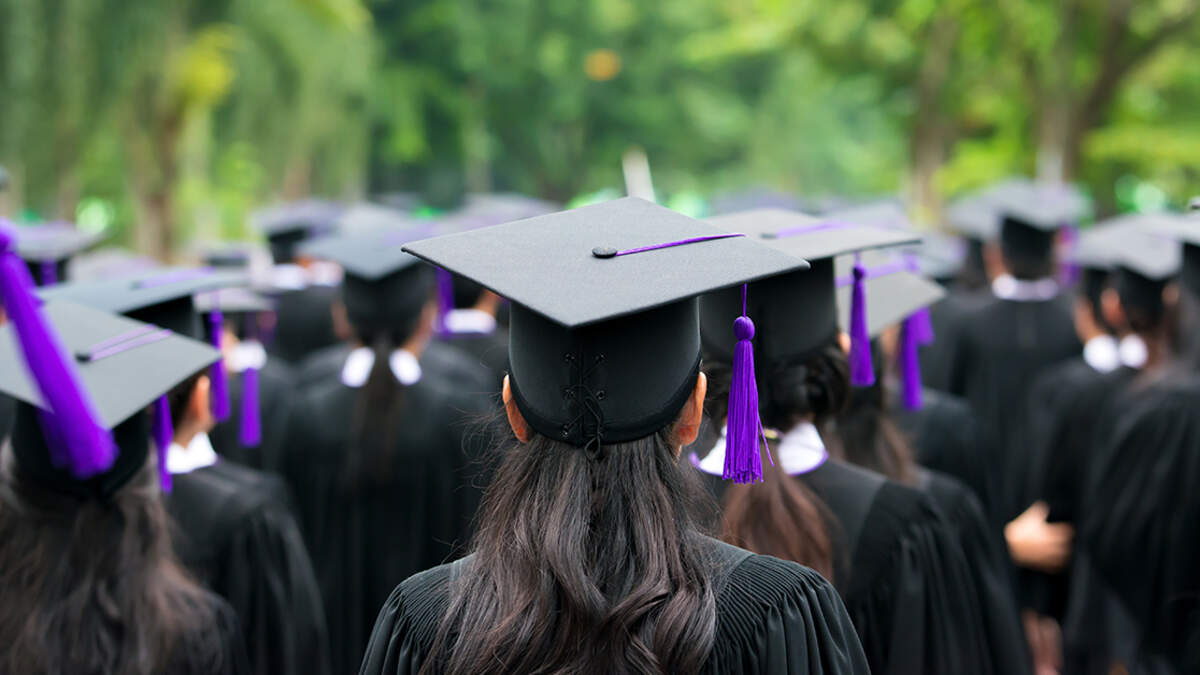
13 223 104 263
1072 214 1183 280
299 227 434 282
402 197 812 329
38 267 246 315
194 287 274 315
947 178 1089 239
0 302 218 429
822 201 912 231
835 268 945 338
251 198 344 238
705 208 921 262
335 202 425 237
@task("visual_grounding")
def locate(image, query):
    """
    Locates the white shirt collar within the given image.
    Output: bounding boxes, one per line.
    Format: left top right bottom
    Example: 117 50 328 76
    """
167 432 219 475
1083 335 1119 373
693 422 828 477
271 264 308 291
341 346 423 388
992 274 1060 302
1118 334 1148 369
227 340 267 374
443 308 497 335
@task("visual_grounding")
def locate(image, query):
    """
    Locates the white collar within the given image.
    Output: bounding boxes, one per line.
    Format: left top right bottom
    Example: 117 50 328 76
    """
271 264 308 291
227 340 267 374
443 308 497 335
694 422 828 477
1118 334 1148 369
992 274 1060 302
167 432 219 475
341 346 422 388
1083 335 1120 373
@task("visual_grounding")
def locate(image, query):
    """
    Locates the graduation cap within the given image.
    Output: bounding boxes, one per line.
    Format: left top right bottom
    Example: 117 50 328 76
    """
11 222 104 286
402 197 810 483
1145 206 1200 298
251 198 343 264
0 225 217 498
195 287 274 449
299 227 436 343
833 252 945 410
39 267 246 426
699 208 920 389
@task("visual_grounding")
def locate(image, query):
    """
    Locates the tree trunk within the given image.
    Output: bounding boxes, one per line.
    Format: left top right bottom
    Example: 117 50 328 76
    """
907 14 957 220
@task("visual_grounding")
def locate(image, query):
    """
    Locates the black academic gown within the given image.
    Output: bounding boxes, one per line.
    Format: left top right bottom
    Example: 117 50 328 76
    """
297 341 495 395
358 536 869 674
435 325 510 393
1077 378 1200 673
890 387 996 523
169 593 252 675
283 371 493 675
914 467 1032 675
947 292 1081 523
209 357 296 474
0 393 13 443
270 285 339 365
168 459 331 675
699 459 995 674
919 287 991 393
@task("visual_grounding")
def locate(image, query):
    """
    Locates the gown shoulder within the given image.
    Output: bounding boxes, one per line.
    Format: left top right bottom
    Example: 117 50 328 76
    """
359 540 870 675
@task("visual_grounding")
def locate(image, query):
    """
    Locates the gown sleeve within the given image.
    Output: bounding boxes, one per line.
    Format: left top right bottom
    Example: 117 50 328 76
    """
708 555 870 674
846 485 994 675
219 497 332 675
358 566 455 675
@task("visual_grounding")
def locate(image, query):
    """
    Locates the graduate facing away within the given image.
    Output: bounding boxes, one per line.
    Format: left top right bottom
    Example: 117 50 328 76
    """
359 198 869 675
0 225 247 675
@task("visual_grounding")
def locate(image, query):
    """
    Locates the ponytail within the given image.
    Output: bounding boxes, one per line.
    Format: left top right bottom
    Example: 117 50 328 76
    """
347 333 411 487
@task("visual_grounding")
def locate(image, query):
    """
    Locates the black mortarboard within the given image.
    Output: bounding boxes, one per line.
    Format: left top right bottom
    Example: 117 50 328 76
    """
0 302 218 498
38 267 244 340
946 178 1088 243
699 209 919 368
402 197 810 448
300 228 435 341
251 199 343 263
834 263 945 338
13 222 104 286
194 287 274 316
1147 207 1200 298
336 202 425 236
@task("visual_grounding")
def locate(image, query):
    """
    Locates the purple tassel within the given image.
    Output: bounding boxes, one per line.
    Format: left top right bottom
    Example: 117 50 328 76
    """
910 306 935 346
208 310 231 421
1059 222 1079 286
435 267 454 335
39 260 58 286
848 257 875 387
0 222 115 477
723 284 764 484
899 316 924 411
152 394 174 493
239 367 261 447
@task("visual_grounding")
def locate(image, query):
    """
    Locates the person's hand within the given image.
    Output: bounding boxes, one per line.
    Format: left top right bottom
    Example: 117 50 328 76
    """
1006 501 1074 573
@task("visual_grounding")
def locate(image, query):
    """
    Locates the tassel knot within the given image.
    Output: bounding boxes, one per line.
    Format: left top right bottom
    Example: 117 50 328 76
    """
733 315 755 341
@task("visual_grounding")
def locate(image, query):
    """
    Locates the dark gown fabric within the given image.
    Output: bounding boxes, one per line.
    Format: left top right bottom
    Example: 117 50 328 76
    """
947 293 1081 523
283 373 493 675
699 459 996 674
919 287 991 393
296 341 495 395
0 393 13 444
891 387 995 522
269 285 339 365
1078 378 1200 673
167 459 331 675
914 467 1032 675
435 326 509 394
358 536 870 674
209 357 296 474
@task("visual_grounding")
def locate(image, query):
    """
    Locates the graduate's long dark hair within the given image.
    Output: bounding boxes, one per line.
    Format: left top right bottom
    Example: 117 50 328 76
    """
708 341 846 581
828 339 916 485
346 304 429 487
426 414 717 674
0 450 224 674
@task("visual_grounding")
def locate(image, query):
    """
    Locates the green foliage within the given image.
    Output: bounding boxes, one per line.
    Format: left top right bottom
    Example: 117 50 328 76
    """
1 0 1198 255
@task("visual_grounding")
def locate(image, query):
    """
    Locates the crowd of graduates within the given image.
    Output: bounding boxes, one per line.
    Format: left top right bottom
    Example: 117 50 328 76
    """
0 180 1196 674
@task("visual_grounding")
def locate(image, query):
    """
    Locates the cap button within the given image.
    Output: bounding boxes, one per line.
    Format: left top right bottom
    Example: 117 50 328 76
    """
591 246 618 259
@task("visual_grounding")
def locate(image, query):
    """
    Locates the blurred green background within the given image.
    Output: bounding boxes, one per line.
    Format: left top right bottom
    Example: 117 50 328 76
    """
1 0 1197 257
